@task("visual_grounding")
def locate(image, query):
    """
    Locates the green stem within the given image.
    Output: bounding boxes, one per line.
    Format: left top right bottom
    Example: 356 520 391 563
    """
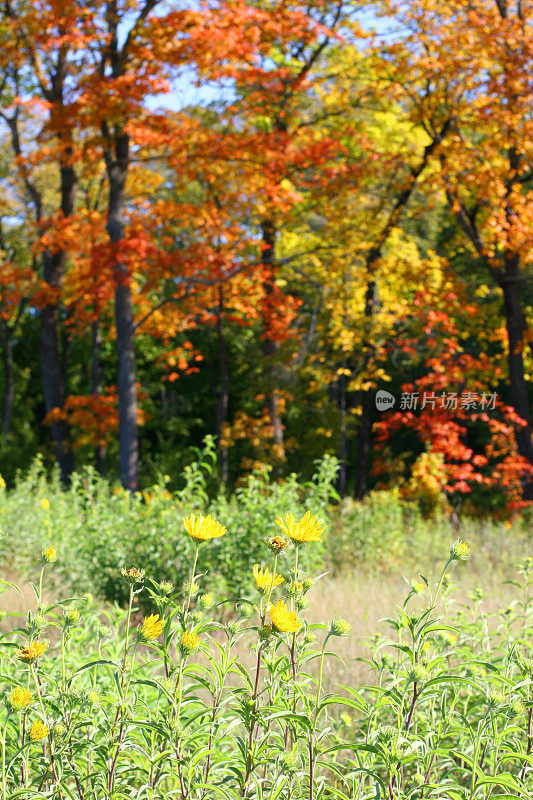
37 565 45 607
176 658 185 723
184 546 199 620
432 557 452 608
122 585 134 682
263 555 279 615
1 714 8 800
61 631 66 695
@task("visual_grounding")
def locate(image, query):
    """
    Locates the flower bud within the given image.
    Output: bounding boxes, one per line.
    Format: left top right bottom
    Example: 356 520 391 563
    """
183 579 199 596
379 725 397 742
329 618 351 638
53 722 66 741
226 620 242 636
267 535 290 555
64 606 80 626
199 593 214 610
121 567 145 585
280 750 299 774
408 663 428 683
86 689 100 707
259 624 272 641
450 539 470 561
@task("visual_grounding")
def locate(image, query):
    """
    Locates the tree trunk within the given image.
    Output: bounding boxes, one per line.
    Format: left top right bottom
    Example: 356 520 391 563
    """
0 321 14 436
353 390 374 500
353 279 379 499
91 316 105 475
500 262 533 499
261 219 285 459
106 132 138 490
336 369 347 498
215 291 229 484
40 159 77 483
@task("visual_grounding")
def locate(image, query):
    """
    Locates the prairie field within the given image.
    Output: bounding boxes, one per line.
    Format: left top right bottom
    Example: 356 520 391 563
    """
0 465 531 799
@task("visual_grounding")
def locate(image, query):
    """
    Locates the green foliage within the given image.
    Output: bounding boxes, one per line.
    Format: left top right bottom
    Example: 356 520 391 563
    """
0 443 338 607
330 489 407 571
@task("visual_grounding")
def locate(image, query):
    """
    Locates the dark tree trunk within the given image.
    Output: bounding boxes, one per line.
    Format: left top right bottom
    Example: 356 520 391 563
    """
91 316 105 475
500 262 533 499
215 291 229 484
0 321 14 436
40 159 77 483
353 279 379 500
106 132 138 490
336 369 348 498
353 389 374 500
261 219 285 458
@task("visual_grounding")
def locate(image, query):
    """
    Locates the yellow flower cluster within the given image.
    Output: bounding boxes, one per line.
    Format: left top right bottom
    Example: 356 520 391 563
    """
140 614 165 641
183 515 227 541
42 546 56 563
269 600 302 633
9 687 33 712
16 641 48 663
180 630 200 655
29 720 49 741
275 511 324 544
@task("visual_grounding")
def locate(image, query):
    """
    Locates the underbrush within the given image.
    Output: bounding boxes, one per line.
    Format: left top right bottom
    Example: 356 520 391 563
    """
0 444 530 609
0 514 532 799
0 442 337 605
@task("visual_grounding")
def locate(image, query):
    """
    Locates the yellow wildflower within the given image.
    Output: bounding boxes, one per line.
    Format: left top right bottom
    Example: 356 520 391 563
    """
140 614 165 641
29 720 49 741
17 641 48 663
8 687 33 712
180 630 200 655
275 511 324 544
269 600 302 634
42 546 56 563
40 498 50 511
253 565 284 593
183 514 226 541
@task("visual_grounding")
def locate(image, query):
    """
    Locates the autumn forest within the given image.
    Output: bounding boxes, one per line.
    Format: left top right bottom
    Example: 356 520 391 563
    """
0 0 532 515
